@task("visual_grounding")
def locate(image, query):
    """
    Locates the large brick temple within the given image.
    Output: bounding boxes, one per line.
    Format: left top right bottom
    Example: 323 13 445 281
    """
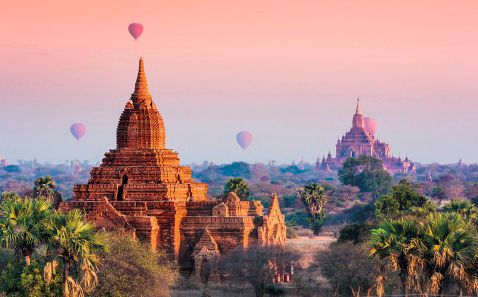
59 58 286 274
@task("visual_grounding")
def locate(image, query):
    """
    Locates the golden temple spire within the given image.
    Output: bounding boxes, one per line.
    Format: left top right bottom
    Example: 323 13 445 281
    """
132 57 153 106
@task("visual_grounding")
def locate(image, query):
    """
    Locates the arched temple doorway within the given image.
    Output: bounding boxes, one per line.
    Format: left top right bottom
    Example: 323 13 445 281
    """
117 174 128 201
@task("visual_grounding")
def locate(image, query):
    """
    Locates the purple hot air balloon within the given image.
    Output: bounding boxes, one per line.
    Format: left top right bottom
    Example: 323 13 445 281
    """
363 117 377 136
236 131 253 150
128 23 143 40
70 123 86 141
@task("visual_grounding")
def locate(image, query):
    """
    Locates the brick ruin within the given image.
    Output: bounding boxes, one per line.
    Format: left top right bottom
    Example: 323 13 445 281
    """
59 58 286 275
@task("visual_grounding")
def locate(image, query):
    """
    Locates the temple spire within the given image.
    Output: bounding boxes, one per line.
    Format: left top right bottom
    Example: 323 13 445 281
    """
352 97 364 128
356 97 361 115
131 57 152 106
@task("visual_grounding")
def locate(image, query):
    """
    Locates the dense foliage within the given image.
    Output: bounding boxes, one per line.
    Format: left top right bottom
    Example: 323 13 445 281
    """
298 183 327 234
91 234 178 297
0 179 180 297
442 198 478 223
337 222 374 244
338 155 392 197
218 162 251 178
224 177 250 200
0 193 105 297
0 196 51 266
319 174 478 297
318 241 378 296
0 258 62 297
370 212 478 296
33 176 61 209
33 176 56 201
375 179 435 219
45 209 105 297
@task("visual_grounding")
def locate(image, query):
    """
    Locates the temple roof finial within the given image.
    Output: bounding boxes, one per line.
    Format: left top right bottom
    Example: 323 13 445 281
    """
356 97 361 115
132 57 152 105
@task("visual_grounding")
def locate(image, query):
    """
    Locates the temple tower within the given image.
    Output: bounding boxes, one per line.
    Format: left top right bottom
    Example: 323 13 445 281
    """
116 58 166 149
60 58 286 272
352 98 364 128
72 58 208 202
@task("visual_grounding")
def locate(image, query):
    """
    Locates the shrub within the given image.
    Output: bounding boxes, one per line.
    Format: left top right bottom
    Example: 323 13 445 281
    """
318 242 378 296
91 233 178 297
286 226 298 239
0 258 62 297
338 222 374 244
219 162 251 178
265 284 286 296
285 211 309 228
224 178 250 200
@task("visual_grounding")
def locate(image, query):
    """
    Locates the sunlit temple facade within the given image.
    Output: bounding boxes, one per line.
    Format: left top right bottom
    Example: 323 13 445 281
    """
59 58 286 276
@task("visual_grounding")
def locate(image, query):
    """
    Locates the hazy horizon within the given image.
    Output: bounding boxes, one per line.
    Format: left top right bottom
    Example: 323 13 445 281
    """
1 1 477 164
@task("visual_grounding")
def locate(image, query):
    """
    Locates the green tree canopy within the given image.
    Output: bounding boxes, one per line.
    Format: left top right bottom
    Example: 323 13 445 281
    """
0 195 52 266
318 241 379 296
419 212 478 294
219 162 251 178
45 209 105 297
298 183 327 235
0 192 19 204
91 233 178 297
224 177 250 200
419 212 478 295
370 218 424 297
338 222 375 244
442 198 477 224
0 257 62 297
33 176 56 199
338 155 392 197
370 213 478 296
33 176 61 209
375 179 435 220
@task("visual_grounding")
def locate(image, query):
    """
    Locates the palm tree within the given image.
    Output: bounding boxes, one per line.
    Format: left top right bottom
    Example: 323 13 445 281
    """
224 178 250 200
298 183 327 235
33 176 57 199
0 195 52 266
34 176 62 209
421 212 478 295
45 209 105 297
370 219 424 297
0 191 18 203
442 198 478 224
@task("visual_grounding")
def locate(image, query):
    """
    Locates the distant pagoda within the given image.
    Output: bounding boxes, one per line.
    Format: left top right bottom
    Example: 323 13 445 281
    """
321 98 415 173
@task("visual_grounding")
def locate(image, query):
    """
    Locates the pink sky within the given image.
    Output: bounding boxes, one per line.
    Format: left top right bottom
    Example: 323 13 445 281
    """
1 0 477 164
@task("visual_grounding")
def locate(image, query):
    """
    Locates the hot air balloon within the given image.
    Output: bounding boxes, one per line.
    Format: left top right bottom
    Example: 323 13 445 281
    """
363 117 377 136
236 131 253 150
128 23 143 40
70 123 86 141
